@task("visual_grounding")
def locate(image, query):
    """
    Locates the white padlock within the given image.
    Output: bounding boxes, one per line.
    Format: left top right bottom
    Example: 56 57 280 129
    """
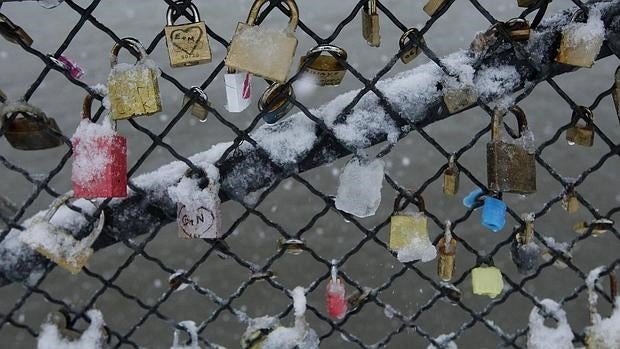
224 70 252 113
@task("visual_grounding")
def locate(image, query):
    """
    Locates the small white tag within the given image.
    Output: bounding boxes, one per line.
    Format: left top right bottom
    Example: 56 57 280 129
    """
177 202 221 239
224 72 252 112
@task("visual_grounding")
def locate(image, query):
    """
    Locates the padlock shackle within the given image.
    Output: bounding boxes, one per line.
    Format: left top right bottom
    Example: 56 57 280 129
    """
82 94 94 121
166 1 201 25
571 105 594 125
110 37 146 68
491 106 529 141
246 0 299 33
587 268 618 323
306 44 348 60
258 83 294 112
0 13 33 46
399 28 421 49
570 8 588 23
393 190 425 213
0 102 48 123
173 322 199 348
363 0 377 15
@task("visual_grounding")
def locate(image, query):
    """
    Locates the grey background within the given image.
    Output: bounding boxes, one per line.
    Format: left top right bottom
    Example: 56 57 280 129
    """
1 0 619 348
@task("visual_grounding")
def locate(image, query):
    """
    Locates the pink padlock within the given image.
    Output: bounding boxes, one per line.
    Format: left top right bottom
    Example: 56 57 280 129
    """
326 264 347 320
48 54 85 79
71 94 127 198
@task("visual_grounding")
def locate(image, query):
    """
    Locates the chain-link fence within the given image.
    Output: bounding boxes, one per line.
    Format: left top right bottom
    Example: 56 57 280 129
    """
1 0 620 348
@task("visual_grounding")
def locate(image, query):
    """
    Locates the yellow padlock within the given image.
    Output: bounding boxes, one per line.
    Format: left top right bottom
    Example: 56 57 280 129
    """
389 190 427 251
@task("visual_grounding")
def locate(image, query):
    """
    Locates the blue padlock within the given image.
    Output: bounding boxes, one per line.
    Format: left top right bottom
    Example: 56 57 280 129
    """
482 197 506 232
463 188 484 208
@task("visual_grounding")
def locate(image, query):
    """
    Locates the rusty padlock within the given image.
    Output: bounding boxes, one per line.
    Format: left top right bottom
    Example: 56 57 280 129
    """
423 0 449 17
442 154 460 197
1 102 64 150
486 106 537 194
389 190 427 251
510 213 540 275
72 94 127 199
107 38 162 120
585 270 618 349
182 86 211 122
566 106 594 147
614 66 620 125
556 9 603 68
362 0 380 47
0 13 33 46
225 0 299 83
164 1 212 67
299 44 348 86
19 194 105 274
399 28 424 64
258 83 295 124
437 221 457 282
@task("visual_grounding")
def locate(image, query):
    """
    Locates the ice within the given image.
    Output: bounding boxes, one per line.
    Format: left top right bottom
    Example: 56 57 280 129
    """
171 321 200 349
71 117 116 187
334 157 384 218
426 334 457 349
396 232 437 263
37 309 105 349
527 299 574 349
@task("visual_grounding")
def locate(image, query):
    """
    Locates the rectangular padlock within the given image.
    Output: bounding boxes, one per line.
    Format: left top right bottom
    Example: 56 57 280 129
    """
399 28 424 64
442 157 459 197
170 177 222 240
183 87 211 121
1 103 64 150
437 235 456 281
362 0 381 47
443 86 478 114
556 10 604 68
423 0 448 17
299 45 348 86
164 2 212 67
566 106 594 147
390 192 427 251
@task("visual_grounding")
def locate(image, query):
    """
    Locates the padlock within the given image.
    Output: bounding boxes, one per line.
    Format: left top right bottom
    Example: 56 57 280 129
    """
437 221 457 282
361 0 380 47
574 218 614 237
1 102 64 150
423 0 448 17
299 44 348 86
517 0 552 8
225 0 299 83
172 173 222 240
389 191 427 251
107 38 162 120
614 66 620 125
527 299 574 349
326 264 347 320
225 68 252 113
276 238 305 255
463 187 484 208
47 54 85 79
566 106 594 147
442 154 459 197
556 9 603 68
0 13 33 46
471 266 503 298
182 86 211 122
481 195 506 233
164 1 212 67
19 194 105 274
562 185 580 213
585 270 619 349
171 321 200 349
505 18 530 41
258 83 295 124
443 85 478 114
487 106 537 194
399 28 424 64
510 213 540 275
71 94 127 199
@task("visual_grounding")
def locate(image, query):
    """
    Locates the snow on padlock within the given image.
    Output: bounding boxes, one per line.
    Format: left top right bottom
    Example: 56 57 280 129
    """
171 321 201 349
584 267 620 349
326 264 347 320
224 69 252 113
527 299 574 349
72 94 127 199
168 170 222 239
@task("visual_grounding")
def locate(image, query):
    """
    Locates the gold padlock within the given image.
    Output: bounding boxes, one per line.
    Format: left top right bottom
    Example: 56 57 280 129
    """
399 28 424 64
614 66 620 125
505 18 530 41
1 102 64 150
164 1 212 67
573 218 614 237
487 106 537 194
225 0 299 84
299 44 348 86
566 106 594 147
556 10 603 68
362 0 380 47
443 85 478 114
0 13 33 46
423 0 449 17
562 185 580 213
442 154 460 197
389 190 427 251
585 270 618 349
182 86 211 122
258 83 295 124
276 238 305 255
437 221 457 282
107 38 162 120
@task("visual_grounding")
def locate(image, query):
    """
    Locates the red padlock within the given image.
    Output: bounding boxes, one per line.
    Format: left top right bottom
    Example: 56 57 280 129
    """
326 265 348 320
71 94 127 198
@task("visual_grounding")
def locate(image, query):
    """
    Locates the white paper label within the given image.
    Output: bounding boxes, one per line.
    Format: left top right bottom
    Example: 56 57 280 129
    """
224 72 252 113
177 203 221 239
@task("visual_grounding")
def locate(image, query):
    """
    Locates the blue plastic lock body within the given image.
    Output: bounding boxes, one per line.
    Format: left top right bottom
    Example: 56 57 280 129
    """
463 188 484 208
482 197 506 232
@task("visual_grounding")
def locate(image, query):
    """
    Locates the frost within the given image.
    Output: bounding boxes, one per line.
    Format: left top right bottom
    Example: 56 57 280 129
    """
383 304 396 319
251 115 317 167
171 321 200 349
37 309 105 349
474 64 520 106
334 157 384 218
426 334 457 349
527 299 574 349
71 118 116 187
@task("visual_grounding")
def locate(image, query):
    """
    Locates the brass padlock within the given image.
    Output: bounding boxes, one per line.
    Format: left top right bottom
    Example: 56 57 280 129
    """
487 106 537 194
556 10 603 68
574 218 614 237
276 238 305 255
182 86 211 122
19 194 105 274
437 221 457 282
585 270 618 349
566 106 594 147
423 0 449 17
614 66 620 125
443 85 478 114
562 185 580 213
1 102 64 150
510 213 539 275
225 0 299 83
362 0 380 47
258 83 295 124
0 13 33 46
107 38 162 120
299 44 348 86
389 190 427 251
164 2 212 67
399 28 424 64
505 18 530 41
442 154 459 197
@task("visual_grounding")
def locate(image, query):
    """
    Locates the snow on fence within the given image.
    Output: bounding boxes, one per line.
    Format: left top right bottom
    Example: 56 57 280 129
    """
1 0 620 348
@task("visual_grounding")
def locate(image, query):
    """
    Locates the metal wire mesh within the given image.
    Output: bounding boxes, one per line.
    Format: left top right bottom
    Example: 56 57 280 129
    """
0 0 619 348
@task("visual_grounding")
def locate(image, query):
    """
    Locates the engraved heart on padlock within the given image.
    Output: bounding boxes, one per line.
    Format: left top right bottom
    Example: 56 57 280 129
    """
170 26 203 55
177 204 215 238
